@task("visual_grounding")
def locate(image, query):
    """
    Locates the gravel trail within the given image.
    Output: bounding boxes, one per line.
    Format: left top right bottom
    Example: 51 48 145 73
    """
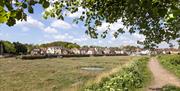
147 58 180 91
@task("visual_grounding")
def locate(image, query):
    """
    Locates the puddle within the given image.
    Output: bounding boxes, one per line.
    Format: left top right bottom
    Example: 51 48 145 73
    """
81 66 104 71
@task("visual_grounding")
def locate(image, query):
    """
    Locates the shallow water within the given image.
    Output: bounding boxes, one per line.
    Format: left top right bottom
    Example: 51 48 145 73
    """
81 67 104 71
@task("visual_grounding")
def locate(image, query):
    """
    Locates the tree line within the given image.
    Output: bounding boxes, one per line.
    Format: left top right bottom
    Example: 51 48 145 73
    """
0 41 28 55
1 40 179 55
0 40 81 55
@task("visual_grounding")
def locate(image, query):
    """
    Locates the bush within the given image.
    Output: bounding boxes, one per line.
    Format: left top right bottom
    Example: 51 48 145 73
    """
84 57 151 91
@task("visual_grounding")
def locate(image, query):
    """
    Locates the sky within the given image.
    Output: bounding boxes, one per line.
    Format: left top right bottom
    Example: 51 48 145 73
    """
0 4 179 48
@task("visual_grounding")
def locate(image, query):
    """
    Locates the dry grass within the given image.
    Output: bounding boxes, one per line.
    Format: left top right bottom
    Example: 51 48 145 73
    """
0 56 134 91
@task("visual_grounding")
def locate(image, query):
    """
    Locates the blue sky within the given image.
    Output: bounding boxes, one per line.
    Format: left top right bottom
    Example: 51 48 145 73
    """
0 4 178 48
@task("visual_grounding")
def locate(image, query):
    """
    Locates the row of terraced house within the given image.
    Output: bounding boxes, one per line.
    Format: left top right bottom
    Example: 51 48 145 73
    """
31 46 180 56
31 46 126 55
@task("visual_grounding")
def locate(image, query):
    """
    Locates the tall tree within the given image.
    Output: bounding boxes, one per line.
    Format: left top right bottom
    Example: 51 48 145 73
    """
0 0 180 48
13 42 28 54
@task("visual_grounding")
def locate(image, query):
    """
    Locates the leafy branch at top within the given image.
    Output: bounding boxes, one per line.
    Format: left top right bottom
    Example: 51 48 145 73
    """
0 0 180 48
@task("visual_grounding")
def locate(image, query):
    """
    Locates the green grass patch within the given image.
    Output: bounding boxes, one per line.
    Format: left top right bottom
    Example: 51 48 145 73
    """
158 55 180 78
0 56 133 91
161 85 180 91
83 57 152 91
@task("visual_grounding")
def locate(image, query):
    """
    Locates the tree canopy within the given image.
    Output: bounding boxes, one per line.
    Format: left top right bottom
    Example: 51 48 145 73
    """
40 41 80 49
0 0 180 48
13 42 28 54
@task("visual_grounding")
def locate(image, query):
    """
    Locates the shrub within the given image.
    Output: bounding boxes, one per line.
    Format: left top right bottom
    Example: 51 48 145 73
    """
84 57 151 91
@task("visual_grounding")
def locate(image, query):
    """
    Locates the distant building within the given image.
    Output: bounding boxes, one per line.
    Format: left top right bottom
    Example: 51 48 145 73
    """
103 48 110 54
31 48 46 55
46 46 64 55
115 50 126 54
140 50 150 55
170 48 180 54
80 48 88 55
109 49 116 54
95 48 104 55
87 48 96 55
31 49 41 55
71 48 80 54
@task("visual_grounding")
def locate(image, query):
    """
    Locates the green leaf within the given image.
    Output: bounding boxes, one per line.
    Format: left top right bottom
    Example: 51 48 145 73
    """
22 3 27 8
42 1 50 8
0 6 10 23
6 17 16 26
28 6 34 13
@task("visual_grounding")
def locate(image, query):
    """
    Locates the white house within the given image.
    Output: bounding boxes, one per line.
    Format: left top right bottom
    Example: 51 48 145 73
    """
103 48 110 54
31 49 40 55
140 50 150 55
71 48 80 54
46 46 63 55
114 50 125 54
31 48 47 55
87 48 96 55
80 48 88 55
95 48 104 55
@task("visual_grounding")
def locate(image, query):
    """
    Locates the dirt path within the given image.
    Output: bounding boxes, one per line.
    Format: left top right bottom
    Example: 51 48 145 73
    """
147 58 180 91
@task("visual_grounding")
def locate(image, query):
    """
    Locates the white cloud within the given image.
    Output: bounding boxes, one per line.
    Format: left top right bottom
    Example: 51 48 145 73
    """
98 40 102 44
65 7 85 18
53 33 74 40
72 24 79 28
107 32 145 47
72 37 88 42
49 0 59 3
97 22 109 32
21 27 30 32
97 19 128 35
51 20 72 29
16 16 45 30
132 33 145 41
53 35 66 40
44 27 58 33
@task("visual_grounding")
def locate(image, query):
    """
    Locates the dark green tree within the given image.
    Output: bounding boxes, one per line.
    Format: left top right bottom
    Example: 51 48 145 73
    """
122 45 139 52
0 0 180 48
13 42 28 54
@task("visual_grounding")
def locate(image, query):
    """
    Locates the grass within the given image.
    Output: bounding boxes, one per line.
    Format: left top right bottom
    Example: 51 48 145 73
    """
0 56 134 91
161 85 180 91
158 55 180 78
84 57 152 91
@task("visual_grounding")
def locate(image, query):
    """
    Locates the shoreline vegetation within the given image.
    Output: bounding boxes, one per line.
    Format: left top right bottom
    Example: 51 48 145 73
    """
83 57 152 91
